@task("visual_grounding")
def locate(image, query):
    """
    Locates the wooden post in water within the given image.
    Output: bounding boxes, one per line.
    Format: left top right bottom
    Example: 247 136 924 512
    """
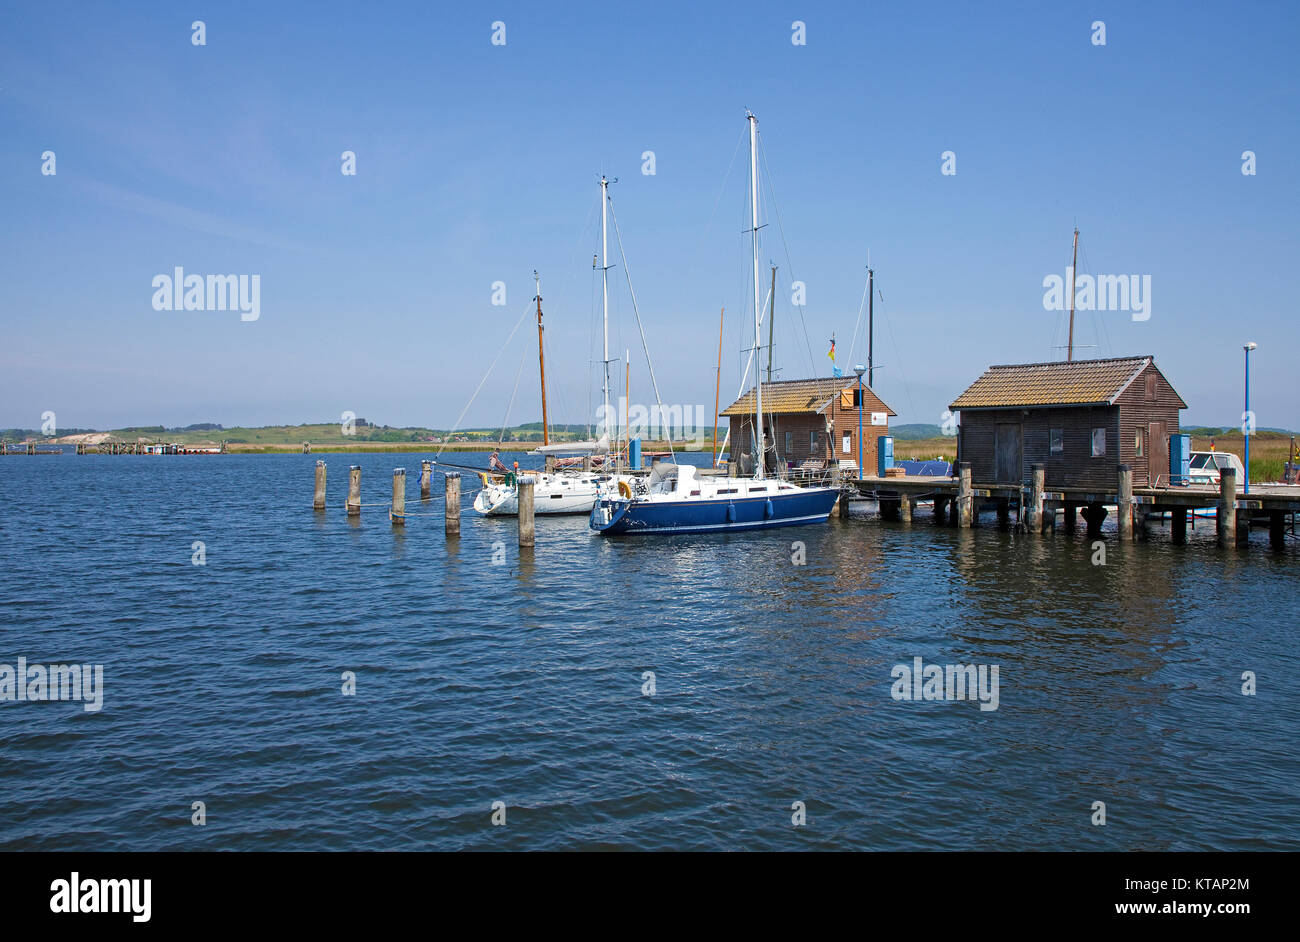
346 466 361 517
1171 508 1187 544
391 468 405 526
957 463 973 528
1269 510 1285 550
829 466 842 518
544 455 557 474
420 460 432 499
1217 468 1236 547
1027 464 1045 533
518 476 535 547
582 456 592 473
444 472 461 537
1117 465 1134 541
313 460 327 510
899 493 913 524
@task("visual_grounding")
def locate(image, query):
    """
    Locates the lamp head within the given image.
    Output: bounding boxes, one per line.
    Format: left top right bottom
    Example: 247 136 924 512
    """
1244 342 1257 352
853 364 866 378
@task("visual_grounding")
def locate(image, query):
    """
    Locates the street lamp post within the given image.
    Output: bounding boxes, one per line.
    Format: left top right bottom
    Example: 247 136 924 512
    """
1244 342 1257 494
854 364 866 481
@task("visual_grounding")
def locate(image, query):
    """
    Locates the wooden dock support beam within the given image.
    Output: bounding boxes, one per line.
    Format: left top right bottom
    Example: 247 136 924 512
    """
518 475 535 547
420 460 432 499
444 472 461 537
1171 509 1188 544
957 463 973 528
391 468 405 525
346 465 361 517
1117 465 1134 541
313 460 327 510
1217 468 1237 547
1027 465 1044 532
1270 511 1286 550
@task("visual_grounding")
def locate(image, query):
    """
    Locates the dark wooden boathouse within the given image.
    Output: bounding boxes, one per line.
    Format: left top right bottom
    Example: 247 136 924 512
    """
949 355 1186 488
722 377 896 473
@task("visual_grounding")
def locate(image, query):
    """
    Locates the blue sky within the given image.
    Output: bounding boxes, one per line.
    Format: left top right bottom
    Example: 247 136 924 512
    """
2 1 1297 431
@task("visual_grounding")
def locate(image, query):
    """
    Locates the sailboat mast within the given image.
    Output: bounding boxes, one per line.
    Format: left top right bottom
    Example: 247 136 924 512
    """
600 176 611 435
1067 227 1078 362
867 266 874 388
535 271 549 447
748 111 765 480
713 306 724 467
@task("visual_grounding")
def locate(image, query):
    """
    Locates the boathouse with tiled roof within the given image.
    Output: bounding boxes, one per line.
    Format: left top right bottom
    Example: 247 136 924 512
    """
721 376 896 472
949 355 1187 489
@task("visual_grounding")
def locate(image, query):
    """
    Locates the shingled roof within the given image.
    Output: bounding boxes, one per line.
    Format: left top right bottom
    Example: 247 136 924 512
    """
950 355 1186 410
721 376 896 417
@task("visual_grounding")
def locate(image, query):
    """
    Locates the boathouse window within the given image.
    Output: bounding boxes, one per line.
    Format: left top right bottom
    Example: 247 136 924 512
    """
809 430 817 451
1050 428 1063 454
842 433 852 454
1091 428 1106 457
1135 429 1144 457
784 431 793 455
853 388 863 408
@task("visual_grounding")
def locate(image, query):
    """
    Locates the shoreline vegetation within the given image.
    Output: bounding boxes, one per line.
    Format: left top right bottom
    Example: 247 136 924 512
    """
4 424 1294 480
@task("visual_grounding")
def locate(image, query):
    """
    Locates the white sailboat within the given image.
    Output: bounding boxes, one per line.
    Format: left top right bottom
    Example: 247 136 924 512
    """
474 184 633 517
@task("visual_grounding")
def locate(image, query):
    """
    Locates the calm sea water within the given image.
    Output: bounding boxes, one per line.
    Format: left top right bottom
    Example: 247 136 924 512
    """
1 451 1296 851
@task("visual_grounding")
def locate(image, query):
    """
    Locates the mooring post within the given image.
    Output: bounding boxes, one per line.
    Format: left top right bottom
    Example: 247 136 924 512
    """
1028 464 1045 533
313 459 327 510
1171 508 1187 544
444 472 461 537
1117 464 1134 541
391 468 405 525
420 460 432 499
544 455 557 474
582 456 592 473
1217 468 1237 547
899 493 913 524
346 465 361 517
829 466 842 518
518 475 535 547
957 462 973 528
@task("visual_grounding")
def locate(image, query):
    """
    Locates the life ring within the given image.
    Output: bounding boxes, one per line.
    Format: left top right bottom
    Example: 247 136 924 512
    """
618 480 633 499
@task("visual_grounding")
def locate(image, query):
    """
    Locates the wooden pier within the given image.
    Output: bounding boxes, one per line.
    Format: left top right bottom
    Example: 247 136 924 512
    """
846 463 1299 549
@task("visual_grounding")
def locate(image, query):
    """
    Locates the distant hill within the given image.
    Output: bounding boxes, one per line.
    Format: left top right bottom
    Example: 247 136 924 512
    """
890 423 945 440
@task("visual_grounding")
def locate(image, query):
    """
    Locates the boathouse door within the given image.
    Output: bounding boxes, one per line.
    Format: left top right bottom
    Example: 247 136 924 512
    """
1148 421 1168 487
995 423 1023 484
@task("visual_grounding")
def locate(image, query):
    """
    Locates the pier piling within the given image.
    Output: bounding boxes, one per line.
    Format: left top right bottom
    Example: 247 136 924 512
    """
1117 465 1134 541
420 460 432 499
347 466 361 517
444 472 461 537
899 493 913 524
1171 509 1188 544
1270 511 1286 550
313 460 327 510
957 463 973 528
1027 465 1045 532
1217 469 1237 547
391 468 405 525
518 476 535 547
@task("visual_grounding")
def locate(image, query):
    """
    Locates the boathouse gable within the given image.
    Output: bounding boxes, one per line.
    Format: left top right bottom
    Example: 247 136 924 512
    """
950 356 1186 489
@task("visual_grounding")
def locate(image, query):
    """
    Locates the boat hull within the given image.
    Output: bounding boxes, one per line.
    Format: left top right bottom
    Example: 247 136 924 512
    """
590 487 839 535
473 478 600 516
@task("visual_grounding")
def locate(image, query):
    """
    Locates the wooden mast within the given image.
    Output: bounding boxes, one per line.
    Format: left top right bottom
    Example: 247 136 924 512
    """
766 266 777 385
1067 228 1078 362
712 306 724 467
534 271 549 446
